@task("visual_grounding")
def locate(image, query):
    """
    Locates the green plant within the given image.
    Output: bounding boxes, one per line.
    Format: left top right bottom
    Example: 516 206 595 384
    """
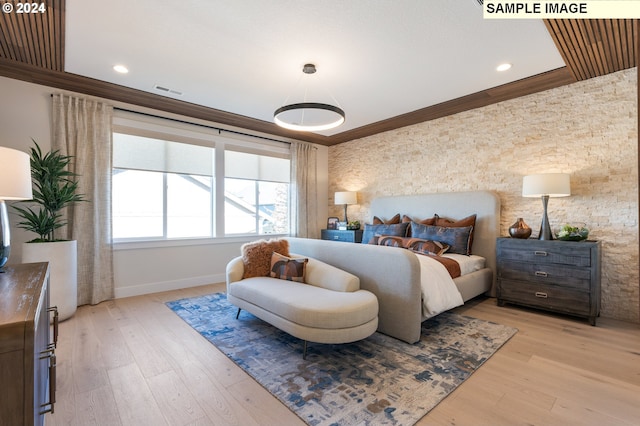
13 140 85 242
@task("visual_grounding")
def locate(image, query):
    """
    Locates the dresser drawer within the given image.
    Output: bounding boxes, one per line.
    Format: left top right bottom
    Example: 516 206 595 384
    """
321 229 363 243
498 259 591 291
499 244 592 267
499 280 591 316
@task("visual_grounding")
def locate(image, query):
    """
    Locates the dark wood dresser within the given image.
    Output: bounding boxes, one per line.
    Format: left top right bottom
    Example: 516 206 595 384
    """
496 238 601 325
0 262 57 425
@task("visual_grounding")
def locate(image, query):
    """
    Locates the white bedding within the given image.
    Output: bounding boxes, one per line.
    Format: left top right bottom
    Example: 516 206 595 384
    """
442 253 485 275
415 253 485 320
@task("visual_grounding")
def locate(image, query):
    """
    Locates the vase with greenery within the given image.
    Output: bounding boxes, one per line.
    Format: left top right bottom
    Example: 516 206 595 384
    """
13 140 85 242
13 140 84 320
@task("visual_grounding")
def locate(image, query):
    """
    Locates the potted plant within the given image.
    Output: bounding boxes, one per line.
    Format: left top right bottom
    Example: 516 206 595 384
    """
13 140 85 320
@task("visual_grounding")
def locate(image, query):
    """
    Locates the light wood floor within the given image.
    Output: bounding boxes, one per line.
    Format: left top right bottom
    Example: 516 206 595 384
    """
46 283 640 426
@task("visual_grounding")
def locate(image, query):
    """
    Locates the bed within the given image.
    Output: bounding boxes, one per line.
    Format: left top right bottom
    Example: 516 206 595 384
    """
287 190 501 344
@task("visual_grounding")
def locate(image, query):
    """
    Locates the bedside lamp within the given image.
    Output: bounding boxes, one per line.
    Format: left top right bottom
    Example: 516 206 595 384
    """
0 147 33 268
334 191 357 223
522 173 570 240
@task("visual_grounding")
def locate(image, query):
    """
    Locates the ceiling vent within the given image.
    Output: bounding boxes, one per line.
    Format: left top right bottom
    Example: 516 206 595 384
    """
154 85 183 96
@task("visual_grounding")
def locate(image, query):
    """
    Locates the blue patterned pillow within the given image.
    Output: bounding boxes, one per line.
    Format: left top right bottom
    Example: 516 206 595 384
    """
361 222 409 244
410 221 473 255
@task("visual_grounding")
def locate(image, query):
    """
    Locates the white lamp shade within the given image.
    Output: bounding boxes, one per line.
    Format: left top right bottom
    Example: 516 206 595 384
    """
522 173 571 198
0 147 33 200
335 191 357 205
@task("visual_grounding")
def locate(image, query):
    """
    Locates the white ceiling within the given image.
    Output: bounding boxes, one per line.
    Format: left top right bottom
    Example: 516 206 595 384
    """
65 0 566 136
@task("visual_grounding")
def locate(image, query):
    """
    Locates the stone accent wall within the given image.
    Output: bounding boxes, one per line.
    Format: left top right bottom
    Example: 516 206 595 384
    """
328 68 639 323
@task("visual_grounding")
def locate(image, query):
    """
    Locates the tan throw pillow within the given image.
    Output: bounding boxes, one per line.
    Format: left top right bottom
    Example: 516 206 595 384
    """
372 214 401 225
241 239 290 279
402 215 437 225
270 252 308 283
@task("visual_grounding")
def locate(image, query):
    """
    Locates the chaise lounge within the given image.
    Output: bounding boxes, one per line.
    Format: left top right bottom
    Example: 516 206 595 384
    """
226 253 379 358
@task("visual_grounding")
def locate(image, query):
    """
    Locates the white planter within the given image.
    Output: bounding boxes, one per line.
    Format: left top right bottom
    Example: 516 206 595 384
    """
22 240 78 321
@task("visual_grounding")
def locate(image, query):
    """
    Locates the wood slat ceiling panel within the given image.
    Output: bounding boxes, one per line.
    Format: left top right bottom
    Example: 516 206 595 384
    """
545 19 636 81
0 0 64 71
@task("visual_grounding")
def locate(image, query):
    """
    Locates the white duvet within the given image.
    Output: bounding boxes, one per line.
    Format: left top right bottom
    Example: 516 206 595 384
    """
414 253 464 320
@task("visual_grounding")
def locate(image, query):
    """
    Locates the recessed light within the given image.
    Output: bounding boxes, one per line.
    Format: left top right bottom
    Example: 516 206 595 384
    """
113 64 129 74
496 63 512 72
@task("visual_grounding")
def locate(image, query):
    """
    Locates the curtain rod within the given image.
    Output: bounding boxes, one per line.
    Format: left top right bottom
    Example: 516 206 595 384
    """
49 93 293 146
114 107 293 146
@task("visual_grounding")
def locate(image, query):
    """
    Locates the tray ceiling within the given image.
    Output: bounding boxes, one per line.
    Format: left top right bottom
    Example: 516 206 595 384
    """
0 1 636 146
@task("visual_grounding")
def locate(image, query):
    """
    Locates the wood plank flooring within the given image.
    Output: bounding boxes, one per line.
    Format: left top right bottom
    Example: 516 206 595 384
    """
45 283 640 426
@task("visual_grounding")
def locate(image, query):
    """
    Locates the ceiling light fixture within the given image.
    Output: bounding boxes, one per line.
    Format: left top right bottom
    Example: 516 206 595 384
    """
496 63 512 72
274 63 345 132
113 64 129 74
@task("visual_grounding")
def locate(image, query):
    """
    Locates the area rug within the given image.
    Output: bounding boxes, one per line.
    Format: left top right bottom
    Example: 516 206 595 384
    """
166 293 517 426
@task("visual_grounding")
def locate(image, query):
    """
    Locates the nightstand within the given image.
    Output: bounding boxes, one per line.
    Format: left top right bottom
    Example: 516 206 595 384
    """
496 237 601 325
321 229 363 243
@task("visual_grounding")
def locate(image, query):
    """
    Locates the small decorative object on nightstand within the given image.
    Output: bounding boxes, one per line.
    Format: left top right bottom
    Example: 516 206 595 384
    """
321 229 363 243
508 217 532 239
496 237 601 325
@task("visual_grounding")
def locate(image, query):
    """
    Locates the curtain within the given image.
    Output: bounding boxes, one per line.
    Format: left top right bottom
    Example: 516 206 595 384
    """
52 94 114 305
289 142 318 238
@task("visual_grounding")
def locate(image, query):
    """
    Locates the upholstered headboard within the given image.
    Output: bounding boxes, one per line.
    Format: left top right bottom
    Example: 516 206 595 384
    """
370 190 501 287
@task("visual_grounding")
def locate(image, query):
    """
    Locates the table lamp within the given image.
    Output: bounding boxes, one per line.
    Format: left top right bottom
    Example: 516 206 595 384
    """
522 173 570 240
334 191 357 223
0 147 33 268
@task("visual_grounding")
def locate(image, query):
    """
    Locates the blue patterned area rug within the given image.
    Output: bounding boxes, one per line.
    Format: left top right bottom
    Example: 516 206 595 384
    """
166 293 517 426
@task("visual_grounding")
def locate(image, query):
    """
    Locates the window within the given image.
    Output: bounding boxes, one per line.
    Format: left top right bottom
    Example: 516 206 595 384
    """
224 150 290 235
112 113 290 242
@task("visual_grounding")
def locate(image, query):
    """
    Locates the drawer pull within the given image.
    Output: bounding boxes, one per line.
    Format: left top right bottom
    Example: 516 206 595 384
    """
333 235 339 240
535 292 548 298
534 250 548 256
39 348 56 414
48 306 59 348
534 271 548 277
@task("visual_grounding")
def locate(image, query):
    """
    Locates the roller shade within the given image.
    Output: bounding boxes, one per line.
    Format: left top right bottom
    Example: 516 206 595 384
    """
225 150 289 183
113 133 214 176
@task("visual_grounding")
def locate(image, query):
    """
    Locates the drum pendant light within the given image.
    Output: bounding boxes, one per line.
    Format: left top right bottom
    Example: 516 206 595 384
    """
274 64 345 132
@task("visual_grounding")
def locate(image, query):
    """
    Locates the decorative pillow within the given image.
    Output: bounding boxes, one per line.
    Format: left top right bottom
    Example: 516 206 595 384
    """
433 214 477 251
410 221 473 255
402 215 437 236
377 235 449 256
406 238 450 256
362 222 409 244
270 252 308 283
372 213 401 225
241 239 290 278
377 235 408 248
402 214 436 225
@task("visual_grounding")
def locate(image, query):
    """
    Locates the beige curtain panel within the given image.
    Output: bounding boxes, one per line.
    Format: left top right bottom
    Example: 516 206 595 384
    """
289 142 318 238
52 94 114 305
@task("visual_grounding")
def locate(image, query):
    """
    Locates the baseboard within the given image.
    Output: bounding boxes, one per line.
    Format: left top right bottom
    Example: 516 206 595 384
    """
114 273 226 299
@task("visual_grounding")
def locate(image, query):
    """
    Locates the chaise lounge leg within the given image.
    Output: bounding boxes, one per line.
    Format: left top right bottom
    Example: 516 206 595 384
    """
236 308 241 319
303 341 308 360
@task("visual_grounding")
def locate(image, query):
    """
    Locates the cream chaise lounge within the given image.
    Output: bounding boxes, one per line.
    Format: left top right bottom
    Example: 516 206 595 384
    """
226 255 379 359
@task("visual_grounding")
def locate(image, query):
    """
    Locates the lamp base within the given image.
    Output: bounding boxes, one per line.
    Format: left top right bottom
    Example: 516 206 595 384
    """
343 204 349 224
0 201 11 268
538 195 554 240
